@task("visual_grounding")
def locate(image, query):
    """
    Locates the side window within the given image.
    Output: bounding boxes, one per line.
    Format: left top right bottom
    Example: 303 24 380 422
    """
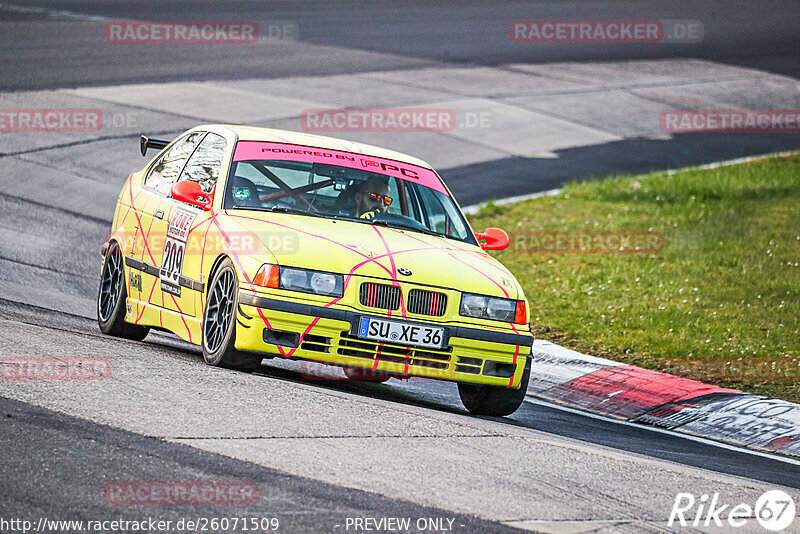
415 185 469 239
144 132 204 195
416 185 448 233
177 133 227 193
386 179 402 216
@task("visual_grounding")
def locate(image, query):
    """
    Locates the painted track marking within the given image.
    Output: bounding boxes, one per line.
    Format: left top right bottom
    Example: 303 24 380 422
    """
525 397 800 466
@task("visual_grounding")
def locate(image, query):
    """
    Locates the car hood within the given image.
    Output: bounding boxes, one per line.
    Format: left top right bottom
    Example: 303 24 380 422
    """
226 211 521 299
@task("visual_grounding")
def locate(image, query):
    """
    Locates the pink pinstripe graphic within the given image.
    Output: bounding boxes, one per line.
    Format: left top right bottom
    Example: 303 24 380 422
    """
371 226 409 320
114 176 159 325
509 345 521 388
119 191 149 330
224 220 428 361
134 213 159 322
122 190 524 383
113 177 143 251
155 202 194 340
116 174 136 228
209 211 260 291
226 214 524 359
226 213 395 278
224 215 430 360
121 186 198 343
123 180 158 265
393 230 526 387
136 275 157 324
208 210 302 357
372 349 380 370
132 210 157 265
372 226 397 279
197 220 212 312
169 293 193 343
112 155 527 389
368 226 409 374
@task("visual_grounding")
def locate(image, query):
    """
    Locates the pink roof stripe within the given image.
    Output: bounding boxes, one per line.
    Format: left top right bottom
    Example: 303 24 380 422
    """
233 140 448 195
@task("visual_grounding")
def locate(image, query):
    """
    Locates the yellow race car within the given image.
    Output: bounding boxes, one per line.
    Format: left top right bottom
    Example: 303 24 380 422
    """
98 125 533 415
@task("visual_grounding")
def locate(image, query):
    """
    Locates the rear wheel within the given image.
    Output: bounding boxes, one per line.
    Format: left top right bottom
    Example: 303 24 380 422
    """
202 258 263 371
97 241 150 340
458 357 531 416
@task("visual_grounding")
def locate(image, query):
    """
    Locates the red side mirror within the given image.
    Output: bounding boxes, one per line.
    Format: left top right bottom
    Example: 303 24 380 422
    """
476 227 510 250
171 181 212 211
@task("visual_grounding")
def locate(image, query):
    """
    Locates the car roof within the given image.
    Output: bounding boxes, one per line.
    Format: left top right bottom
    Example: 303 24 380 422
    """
203 124 434 170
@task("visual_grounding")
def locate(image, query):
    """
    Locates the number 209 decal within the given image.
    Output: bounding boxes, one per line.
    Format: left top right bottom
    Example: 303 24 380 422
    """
160 208 196 297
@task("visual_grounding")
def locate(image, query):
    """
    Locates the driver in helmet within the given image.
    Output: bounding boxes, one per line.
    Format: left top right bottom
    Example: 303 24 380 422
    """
355 176 392 218
334 176 393 219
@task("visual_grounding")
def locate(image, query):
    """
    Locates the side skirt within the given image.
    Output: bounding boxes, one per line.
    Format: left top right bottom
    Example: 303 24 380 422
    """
125 297 202 346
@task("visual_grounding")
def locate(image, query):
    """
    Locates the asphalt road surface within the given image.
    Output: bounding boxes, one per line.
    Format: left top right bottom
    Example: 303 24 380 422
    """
1 0 799 89
2 2 800 533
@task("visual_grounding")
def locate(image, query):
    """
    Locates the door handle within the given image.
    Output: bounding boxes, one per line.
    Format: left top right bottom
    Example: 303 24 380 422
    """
155 210 164 220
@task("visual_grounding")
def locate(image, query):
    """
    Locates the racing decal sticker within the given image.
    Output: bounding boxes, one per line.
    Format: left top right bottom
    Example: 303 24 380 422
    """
130 271 142 292
160 208 196 298
232 141 449 195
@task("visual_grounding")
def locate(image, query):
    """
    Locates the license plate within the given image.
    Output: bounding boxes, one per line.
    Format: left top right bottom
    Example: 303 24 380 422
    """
357 317 445 349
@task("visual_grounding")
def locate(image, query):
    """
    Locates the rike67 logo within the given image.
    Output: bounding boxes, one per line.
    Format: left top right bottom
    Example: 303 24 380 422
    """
669 490 796 531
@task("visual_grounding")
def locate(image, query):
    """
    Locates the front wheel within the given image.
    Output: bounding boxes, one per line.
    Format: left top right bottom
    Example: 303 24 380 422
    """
458 357 531 416
202 258 263 371
97 241 150 341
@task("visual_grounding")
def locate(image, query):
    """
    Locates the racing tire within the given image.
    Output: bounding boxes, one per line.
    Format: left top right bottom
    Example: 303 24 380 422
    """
458 357 531 416
202 258 263 371
97 241 150 341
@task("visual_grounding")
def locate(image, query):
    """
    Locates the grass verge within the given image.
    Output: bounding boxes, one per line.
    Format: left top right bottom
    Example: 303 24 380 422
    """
468 153 800 402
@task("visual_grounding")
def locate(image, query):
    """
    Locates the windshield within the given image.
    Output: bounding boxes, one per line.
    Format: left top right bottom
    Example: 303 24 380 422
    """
224 143 476 245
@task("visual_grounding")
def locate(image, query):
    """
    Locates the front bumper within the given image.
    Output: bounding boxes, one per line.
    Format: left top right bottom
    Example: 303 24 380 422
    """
235 292 533 388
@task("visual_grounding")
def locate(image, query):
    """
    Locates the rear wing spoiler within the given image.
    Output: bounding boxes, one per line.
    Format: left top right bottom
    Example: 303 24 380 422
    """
140 135 169 156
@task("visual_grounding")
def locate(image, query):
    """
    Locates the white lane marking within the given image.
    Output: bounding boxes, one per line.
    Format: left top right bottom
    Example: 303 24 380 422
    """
524 397 800 466
461 188 561 214
462 150 798 214
665 150 797 175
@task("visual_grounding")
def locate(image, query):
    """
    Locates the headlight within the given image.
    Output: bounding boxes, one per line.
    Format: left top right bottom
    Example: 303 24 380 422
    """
460 293 527 324
309 272 338 295
281 268 308 289
254 264 343 297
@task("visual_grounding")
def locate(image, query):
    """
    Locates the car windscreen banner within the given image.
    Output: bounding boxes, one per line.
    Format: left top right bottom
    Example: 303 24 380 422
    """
232 141 448 195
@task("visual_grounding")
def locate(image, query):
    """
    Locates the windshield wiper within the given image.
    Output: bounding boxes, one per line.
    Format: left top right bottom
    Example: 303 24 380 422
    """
267 206 312 215
368 218 445 238
262 206 347 222
231 205 316 217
